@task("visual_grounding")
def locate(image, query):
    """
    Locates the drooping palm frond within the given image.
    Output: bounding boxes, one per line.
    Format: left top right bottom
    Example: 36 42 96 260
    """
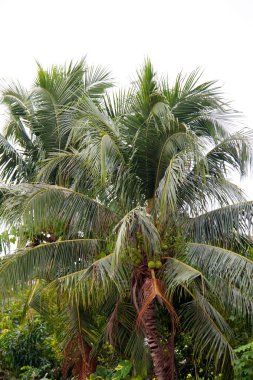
159 250 253 379
88 295 151 376
178 175 246 217
162 257 205 298
0 184 117 239
186 201 253 247
29 282 99 350
1 82 34 148
209 276 253 323
0 239 101 291
162 252 253 325
113 207 161 265
154 128 200 189
0 135 28 182
84 64 113 99
51 254 130 308
156 151 193 221
36 149 101 191
173 131 252 218
184 243 253 295
202 129 253 177
180 294 235 379
28 281 99 379
123 327 151 375
62 320 96 379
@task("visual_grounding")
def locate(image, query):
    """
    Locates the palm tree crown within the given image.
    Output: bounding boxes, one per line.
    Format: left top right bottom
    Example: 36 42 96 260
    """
0 59 112 182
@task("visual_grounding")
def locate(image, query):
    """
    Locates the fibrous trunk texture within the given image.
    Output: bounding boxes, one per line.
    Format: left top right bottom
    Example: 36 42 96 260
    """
134 270 175 380
142 299 171 379
63 334 96 380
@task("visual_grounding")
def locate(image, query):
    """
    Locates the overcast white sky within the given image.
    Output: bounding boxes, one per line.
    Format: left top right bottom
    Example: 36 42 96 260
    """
0 0 253 196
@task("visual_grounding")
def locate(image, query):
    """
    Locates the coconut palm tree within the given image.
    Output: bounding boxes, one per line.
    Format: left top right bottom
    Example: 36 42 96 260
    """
0 59 113 183
1 61 253 379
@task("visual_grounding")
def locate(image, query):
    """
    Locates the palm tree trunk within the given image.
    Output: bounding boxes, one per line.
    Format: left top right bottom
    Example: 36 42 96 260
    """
63 335 96 380
139 275 174 380
142 299 169 380
82 340 97 378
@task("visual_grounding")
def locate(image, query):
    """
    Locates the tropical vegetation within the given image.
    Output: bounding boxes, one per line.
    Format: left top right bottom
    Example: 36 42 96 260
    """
1 59 253 379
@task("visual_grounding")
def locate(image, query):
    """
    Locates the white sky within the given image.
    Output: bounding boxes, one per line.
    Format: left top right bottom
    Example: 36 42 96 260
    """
0 0 253 196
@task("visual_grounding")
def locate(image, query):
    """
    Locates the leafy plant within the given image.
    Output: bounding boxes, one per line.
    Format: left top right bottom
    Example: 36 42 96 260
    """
0 227 17 254
89 360 132 380
0 294 60 378
20 365 52 380
233 342 253 379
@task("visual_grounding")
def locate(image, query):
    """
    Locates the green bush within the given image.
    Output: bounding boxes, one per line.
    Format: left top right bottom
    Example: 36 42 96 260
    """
233 342 253 379
0 295 60 378
0 318 57 371
89 360 133 380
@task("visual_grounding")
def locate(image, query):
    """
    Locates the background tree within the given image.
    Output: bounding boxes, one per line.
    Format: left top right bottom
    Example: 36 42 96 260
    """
0 59 112 183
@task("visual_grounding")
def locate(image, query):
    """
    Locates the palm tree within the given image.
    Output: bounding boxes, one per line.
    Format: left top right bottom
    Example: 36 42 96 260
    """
1 60 253 379
0 59 113 183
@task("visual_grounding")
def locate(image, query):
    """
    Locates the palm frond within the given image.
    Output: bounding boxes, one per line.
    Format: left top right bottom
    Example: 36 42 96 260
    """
209 277 253 323
184 243 253 294
103 88 135 119
113 207 161 264
35 59 85 104
51 254 130 308
36 149 100 191
178 173 245 217
162 257 204 297
84 64 113 98
180 294 235 378
204 129 253 177
156 151 193 221
0 135 28 182
1 82 34 150
0 184 117 238
186 200 253 246
0 239 100 291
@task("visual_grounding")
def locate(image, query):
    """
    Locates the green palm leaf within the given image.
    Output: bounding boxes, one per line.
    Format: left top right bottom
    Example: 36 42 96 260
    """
0 239 101 291
187 201 253 246
180 295 235 378
184 243 253 294
51 254 130 307
0 135 28 181
0 184 117 238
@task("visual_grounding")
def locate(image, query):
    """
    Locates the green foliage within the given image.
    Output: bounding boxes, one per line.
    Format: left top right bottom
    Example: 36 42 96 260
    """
19 365 53 380
0 320 56 370
174 332 224 379
89 360 132 380
0 227 17 255
0 294 60 378
233 342 253 379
